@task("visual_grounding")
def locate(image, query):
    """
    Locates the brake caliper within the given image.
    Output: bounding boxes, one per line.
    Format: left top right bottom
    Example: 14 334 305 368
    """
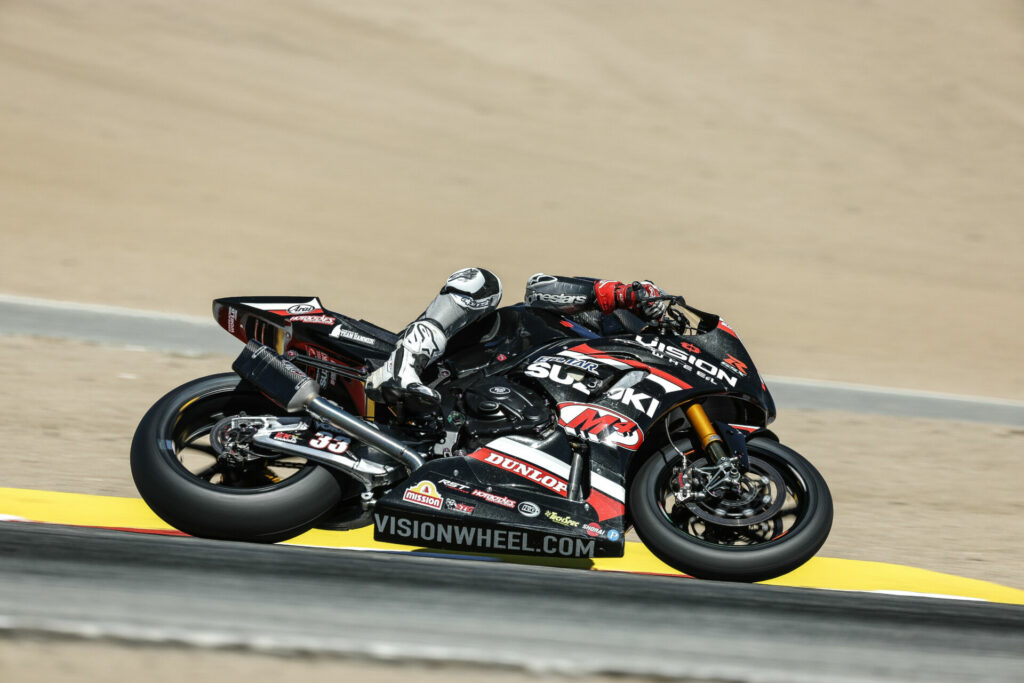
209 416 307 464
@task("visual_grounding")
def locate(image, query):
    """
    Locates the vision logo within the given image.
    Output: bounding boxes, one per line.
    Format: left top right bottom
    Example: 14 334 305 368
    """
557 403 643 451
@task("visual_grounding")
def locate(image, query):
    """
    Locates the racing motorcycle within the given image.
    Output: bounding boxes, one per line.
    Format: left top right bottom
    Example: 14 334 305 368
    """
131 293 833 582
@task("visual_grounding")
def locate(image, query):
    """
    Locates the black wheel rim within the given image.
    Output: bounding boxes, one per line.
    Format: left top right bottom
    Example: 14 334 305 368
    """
168 384 318 493
652 446 813 550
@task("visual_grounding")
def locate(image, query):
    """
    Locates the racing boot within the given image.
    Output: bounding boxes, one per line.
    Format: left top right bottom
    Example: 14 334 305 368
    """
366 267 503 408
365 319 447 407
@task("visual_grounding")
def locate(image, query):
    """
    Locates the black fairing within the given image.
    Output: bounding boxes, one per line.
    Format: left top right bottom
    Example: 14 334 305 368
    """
212 295 400 411
461 377 552 439
436 304 775 427
214 296 778 560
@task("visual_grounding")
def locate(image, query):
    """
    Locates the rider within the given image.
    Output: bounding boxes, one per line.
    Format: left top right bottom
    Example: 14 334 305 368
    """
365 268 668 404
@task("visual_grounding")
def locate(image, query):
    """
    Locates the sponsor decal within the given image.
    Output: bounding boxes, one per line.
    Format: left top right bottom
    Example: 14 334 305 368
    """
496 354 508 362
241 299 323 316
374 513 596 558
524 360 590 394
272 431 300 443
403 481 443 510
329 325 376 346
607 529 621 542
479 437 626 522
452 293 493 310
527 273 556 286
489 386 512 396
439 478 471 492
405 322 442 356
307 432 350 454
472 450 569 496
557 403 643 451
528 292 588 305
443 499 475 515
471 489 517 509
607 387 660 417
631 336 739 388
582 522 603 537
680 342 700 354
288 315 335 325
544 510 580 528
722 355 748 376
537 355 600 374
568 343 692 393
226 307 239 334
517 501 541 518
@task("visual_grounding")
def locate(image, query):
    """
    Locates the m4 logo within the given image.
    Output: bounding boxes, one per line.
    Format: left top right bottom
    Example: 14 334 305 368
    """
607 387 660 417
557 403 643 451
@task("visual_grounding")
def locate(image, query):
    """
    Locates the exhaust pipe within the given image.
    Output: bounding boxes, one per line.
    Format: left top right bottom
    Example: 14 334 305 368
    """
232 341 424 472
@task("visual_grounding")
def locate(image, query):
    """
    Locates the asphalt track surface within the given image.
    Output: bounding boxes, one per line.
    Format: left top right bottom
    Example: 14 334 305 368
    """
2 523 1023 683
2 293 1023 426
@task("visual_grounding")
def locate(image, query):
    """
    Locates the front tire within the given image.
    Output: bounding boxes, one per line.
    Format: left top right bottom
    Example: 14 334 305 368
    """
131 373 343 543
630 436 832 582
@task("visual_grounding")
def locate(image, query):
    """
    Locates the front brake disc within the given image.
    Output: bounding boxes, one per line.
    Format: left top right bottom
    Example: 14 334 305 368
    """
684 455 786 527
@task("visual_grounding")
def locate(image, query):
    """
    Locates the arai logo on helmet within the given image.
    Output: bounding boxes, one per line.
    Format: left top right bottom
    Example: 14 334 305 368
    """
288 303 316 314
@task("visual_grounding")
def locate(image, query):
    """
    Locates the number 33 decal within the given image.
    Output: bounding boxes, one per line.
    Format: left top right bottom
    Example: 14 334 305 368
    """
308 432 350 454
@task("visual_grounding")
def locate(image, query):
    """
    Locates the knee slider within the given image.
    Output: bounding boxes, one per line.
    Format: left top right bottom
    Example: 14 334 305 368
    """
441 267 502 310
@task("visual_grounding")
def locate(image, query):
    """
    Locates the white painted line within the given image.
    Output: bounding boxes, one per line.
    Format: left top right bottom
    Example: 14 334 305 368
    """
868 590 986 602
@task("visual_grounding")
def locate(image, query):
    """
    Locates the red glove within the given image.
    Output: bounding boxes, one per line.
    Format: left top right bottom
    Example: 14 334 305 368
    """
594 280 666 319
594 280 635 314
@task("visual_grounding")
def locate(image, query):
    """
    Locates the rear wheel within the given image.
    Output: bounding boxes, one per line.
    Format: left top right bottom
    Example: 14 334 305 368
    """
630 436 832 582
131 373 343 543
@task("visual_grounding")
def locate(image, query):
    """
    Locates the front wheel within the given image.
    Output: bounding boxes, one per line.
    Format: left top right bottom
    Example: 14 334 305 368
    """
630 436 832 582
131 373 344 543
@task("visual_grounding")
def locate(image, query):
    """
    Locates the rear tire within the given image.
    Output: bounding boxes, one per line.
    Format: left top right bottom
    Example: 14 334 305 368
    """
131 373 342 543
630 436 832 582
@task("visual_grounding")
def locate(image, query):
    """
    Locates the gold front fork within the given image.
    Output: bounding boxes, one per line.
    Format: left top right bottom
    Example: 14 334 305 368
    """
685 403 728 463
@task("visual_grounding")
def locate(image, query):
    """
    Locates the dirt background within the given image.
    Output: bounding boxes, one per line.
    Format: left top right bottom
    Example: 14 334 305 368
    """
1 1 1023 679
